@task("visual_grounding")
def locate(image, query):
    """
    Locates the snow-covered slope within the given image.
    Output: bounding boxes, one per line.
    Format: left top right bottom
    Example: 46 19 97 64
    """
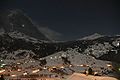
0 32 120 78
0 31 120 63
80 33 104 40
43 49 113 74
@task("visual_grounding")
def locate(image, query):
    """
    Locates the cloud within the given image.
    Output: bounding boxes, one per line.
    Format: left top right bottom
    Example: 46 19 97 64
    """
37 26 62 41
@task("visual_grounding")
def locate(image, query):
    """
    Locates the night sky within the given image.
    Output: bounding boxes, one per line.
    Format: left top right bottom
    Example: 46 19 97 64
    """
0 0 120 40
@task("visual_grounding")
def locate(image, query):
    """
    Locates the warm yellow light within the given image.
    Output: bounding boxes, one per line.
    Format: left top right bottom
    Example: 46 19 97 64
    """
17 69 22 72
0 69 5 73
86 65 89 67
11 74 17 77
60 66 64 69
94 72 98 75
69 65 72 67
17 63 21 65
1 64 6 66
52 66 56 68
80 64 89 67
23 72 28 75
80 64 84 67
107 64 112 67
32 69 39 73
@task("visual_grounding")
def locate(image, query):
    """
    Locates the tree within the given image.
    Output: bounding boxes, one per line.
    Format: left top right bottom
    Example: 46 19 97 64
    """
61 57 71 65
0 75 5 80
39 59 47 66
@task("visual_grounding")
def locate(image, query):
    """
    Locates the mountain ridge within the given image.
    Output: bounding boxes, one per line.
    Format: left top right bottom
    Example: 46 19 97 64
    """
0 9 50 41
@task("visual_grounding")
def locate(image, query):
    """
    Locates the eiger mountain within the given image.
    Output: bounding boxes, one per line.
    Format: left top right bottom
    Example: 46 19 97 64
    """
0 9 49 40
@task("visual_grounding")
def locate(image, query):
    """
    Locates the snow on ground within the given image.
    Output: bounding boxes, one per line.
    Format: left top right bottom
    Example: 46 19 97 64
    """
43 49 113 75
66 73 118 80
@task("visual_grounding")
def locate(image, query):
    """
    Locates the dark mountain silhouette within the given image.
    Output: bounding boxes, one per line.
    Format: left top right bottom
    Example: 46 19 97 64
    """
0 9 49 40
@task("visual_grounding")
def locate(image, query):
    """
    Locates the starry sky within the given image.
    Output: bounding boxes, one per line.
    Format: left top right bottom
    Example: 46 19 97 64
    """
0 0 120 40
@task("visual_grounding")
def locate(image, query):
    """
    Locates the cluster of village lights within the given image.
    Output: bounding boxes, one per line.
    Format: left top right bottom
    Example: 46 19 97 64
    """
0 59 116 78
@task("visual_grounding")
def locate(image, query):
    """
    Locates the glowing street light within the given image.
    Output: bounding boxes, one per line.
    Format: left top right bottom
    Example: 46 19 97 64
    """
23 72 28 75
80 64 89 67
17 69 22 72
60 66 64 69
0 65 4 68
107 64 112 67
118 68 120 71
117 42 120 46
52 66 57 68
80 65 84 67
50 57 53 59
32 69 39 73
17 63 21 65
11 74 17 77
0 69 5 73
1 64 6 66
69 65 72 67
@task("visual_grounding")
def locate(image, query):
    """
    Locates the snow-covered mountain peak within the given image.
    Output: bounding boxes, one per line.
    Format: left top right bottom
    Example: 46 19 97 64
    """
81 33 104 40
0 9 50 41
